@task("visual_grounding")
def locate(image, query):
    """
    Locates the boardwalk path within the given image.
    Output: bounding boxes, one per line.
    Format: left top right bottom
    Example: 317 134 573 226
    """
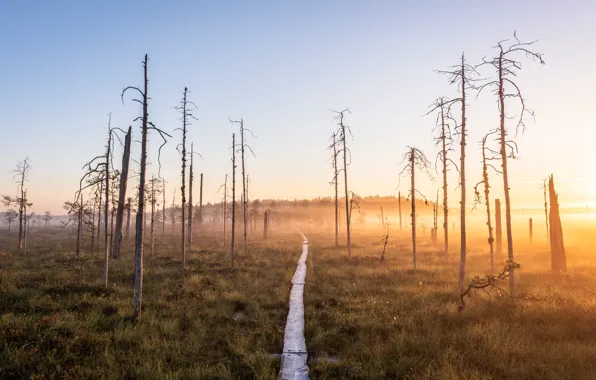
277 233 310 380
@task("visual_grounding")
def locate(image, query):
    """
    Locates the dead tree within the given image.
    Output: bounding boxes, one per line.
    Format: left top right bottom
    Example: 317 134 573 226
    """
399 146 433 270
425 97 459 258
112 126 132 260
42 211 51 229
175 87 197 268
78 116 124 284
230 119 255 256
2 158 32 252
543 179 550 244
332 109 354 258
437 53 477 296
103 121 113 286
328 132 340 247
477 32 545 297
473 131 500 273
122 54 171 320
459 260 520 311
548 175 566 271
231 133 237 267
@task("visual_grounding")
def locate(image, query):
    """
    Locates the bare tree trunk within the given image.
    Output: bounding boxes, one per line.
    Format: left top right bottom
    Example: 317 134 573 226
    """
458 53 468 296
112 126 132 259
231 133 236 267
549 175 566 271
332 133 339 247
481 137 495 273
104 124 112 289
188 143 193 250
529 218 533 244
440 106 449 259
340 121 352 258
380 206 384 229
410 151 416 270
240 121 248 256
498 55 516 297
23 198 28 255
131 54 149 320
17 165 27 253
180 87 188 269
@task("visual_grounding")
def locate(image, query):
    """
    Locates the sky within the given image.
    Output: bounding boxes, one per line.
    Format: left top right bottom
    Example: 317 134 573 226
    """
1 1 595 215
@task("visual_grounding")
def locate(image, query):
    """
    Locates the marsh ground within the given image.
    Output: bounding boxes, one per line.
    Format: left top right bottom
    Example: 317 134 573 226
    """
1 221 596 379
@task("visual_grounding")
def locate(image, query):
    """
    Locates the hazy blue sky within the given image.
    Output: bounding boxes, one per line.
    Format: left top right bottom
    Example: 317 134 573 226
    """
1 1 595 214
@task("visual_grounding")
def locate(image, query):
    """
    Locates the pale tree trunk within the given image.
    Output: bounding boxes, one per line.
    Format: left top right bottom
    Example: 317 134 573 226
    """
332 132 339 247
162 179 166 237
458 53 468 296
341 122 352 258
240 121 248 256
498 54 516 297
112 126 132 259
23 199 28 255
104 127 112 288
231 133 236 267
410 151 416 270
440 106 449 259
18 166 26 253
180 87 188 269
132 54 149 320
98 181 103 245
481 138 495 273
549 175 566 271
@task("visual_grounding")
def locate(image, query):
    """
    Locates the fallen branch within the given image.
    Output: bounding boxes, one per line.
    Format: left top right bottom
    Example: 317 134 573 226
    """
459 260 521 311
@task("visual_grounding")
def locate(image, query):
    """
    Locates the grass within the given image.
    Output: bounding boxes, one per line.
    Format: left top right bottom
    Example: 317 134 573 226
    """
2 225 596 379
